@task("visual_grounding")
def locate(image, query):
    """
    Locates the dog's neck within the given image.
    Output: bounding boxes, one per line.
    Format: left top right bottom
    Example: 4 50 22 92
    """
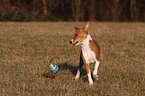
81 34 92 48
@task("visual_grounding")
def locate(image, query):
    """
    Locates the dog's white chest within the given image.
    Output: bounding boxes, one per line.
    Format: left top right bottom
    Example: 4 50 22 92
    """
82 45 96 64
81 34 96 64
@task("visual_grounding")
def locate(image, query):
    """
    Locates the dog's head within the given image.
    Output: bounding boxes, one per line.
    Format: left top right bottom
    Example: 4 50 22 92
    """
70 21 89 46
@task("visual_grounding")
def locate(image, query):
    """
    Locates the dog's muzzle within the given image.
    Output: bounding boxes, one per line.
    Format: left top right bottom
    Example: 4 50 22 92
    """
69 40 73 44
73 41 79 45
70 40 79 45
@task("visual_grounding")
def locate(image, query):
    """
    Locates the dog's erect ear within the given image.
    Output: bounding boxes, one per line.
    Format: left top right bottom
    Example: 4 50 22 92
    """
74 26 79 31
83 21 89 31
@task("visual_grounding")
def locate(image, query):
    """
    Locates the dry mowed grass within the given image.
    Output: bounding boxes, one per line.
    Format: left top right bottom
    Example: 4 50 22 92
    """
0 22 145 96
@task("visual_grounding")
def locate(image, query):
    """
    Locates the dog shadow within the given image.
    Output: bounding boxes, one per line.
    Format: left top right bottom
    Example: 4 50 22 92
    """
42 63 87 81
59 63 86 76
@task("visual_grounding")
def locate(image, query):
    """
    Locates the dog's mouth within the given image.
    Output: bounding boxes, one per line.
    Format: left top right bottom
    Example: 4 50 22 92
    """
73 41 79 45
70 40 79 46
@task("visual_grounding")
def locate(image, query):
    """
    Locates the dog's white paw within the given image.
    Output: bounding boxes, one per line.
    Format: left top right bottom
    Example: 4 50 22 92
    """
93 75 99 80
75 70 80 80
74 74 80 80
89 80 93 85
74 77 79 80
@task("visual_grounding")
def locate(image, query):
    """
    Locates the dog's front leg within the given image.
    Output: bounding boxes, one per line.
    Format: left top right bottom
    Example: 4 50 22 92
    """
85 64 93 85
81 53 93 85
93 60 100 80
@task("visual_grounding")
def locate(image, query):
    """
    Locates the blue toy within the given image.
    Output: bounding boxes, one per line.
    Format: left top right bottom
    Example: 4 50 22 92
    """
49 63 59 73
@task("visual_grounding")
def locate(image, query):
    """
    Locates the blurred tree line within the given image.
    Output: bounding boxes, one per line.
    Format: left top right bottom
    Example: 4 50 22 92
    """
0 0 145 22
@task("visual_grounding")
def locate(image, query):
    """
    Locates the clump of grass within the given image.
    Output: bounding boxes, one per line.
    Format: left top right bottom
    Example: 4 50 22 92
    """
0 22 145 96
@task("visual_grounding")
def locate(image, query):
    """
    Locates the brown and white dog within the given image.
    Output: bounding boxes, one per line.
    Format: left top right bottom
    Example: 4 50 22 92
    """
70 21 100 85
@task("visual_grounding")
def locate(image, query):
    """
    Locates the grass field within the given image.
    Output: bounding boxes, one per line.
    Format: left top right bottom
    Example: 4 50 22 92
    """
0 22 145 96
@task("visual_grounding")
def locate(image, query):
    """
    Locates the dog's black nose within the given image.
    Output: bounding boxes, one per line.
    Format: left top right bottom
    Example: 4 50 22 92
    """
70 41 72 44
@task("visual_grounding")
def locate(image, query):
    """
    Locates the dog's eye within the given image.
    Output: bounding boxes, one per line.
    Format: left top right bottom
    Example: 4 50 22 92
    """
76 34 78 36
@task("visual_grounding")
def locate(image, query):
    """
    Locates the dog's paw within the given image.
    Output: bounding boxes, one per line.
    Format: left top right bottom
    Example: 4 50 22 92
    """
74 76 79 80
93 75 99 80
89 79 93 85
74 70 80 80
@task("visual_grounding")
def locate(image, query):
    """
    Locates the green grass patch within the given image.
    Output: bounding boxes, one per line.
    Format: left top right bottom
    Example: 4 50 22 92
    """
0 22 145 96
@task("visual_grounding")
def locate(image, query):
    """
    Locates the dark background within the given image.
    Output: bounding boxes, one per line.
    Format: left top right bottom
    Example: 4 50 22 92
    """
0 0 145 22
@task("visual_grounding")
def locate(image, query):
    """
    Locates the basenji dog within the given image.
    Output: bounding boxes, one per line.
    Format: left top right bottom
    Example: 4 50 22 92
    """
70 21 100 85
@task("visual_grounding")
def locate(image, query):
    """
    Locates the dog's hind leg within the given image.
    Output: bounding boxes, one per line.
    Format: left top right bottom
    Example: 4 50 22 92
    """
75 52 84 80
